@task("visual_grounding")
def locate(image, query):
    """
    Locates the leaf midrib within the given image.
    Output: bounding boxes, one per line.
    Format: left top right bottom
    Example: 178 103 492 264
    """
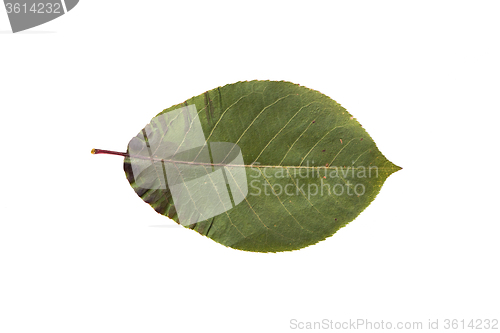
126 154 393 170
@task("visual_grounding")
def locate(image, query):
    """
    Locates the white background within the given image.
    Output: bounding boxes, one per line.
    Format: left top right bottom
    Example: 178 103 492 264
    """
1 1 499 332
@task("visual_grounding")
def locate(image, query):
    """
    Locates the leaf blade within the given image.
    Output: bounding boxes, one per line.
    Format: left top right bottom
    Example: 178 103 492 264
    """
124 80 401 252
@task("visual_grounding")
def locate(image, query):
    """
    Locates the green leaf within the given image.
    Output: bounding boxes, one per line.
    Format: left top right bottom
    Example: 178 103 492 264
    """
123 80 401 252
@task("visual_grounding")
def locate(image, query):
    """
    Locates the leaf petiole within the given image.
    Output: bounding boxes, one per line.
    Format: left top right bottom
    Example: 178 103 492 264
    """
91 149 129 157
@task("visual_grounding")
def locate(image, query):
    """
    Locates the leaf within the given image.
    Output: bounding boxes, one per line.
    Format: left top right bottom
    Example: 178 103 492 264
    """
122 80 401 252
